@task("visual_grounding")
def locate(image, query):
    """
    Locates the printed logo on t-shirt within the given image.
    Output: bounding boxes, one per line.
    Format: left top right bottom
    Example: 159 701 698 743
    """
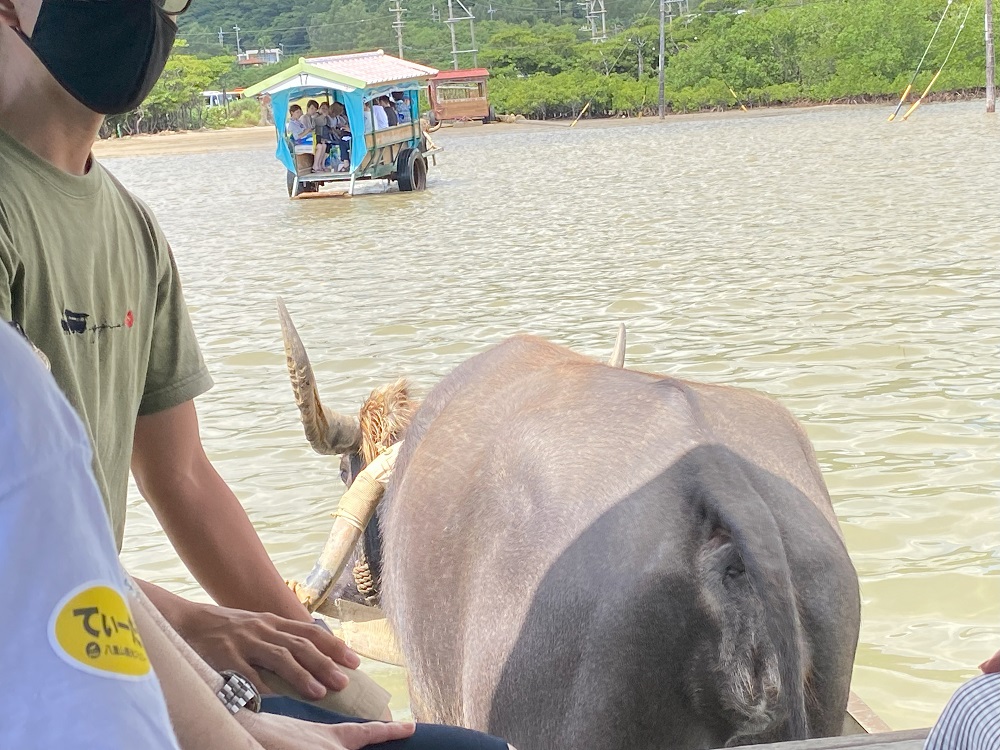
60 308 135 337
49 581 152 680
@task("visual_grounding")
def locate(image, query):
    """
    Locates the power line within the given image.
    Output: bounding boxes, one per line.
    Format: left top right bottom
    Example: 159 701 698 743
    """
181 0 856 50
179 17 384 40
446 0 478 69
483 2 563 12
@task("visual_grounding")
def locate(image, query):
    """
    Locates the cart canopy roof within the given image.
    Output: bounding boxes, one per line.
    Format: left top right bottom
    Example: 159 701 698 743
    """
432 68 490 82
244 51 439 98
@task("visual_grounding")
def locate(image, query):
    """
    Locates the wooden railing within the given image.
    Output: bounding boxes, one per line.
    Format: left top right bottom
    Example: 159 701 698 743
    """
364 122 419 150
729 728 929 749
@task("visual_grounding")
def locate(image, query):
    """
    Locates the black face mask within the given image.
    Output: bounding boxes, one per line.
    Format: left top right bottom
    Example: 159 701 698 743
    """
15 0 177 115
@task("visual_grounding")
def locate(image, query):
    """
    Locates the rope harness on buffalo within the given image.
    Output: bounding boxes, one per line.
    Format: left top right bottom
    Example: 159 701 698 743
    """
353 552 380 606
286 441 401 612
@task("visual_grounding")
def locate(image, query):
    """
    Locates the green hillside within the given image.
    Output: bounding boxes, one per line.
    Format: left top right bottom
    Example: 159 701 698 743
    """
105 0 989 135
177 0 653 61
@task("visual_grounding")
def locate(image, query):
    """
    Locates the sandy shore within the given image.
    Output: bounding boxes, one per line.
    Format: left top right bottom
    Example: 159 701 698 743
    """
89 108 818 158
89 99 927 158
93 125 278 158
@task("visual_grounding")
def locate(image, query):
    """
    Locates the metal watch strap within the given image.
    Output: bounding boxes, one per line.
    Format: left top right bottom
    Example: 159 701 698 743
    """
216 670 262 714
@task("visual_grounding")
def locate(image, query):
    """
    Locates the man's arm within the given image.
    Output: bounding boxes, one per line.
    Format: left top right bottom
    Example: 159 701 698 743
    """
131 399 362 699
132 399 307 620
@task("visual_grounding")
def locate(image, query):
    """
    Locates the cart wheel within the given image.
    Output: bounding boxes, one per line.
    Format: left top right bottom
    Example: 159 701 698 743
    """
428 111 439 127
396 148 427 192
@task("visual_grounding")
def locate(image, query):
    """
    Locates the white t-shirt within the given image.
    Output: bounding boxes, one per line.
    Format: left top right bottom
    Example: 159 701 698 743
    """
0 323 180 750
371 103 389 131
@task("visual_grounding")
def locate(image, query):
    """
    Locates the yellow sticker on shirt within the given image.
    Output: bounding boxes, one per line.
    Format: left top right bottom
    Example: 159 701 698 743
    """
49 581 151 680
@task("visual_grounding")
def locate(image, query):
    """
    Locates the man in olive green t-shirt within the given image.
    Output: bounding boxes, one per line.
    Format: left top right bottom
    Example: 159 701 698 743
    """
0 0 360 707
0 125 213 548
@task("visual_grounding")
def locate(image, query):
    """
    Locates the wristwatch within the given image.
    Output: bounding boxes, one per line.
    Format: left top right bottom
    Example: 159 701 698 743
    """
216 670 262 714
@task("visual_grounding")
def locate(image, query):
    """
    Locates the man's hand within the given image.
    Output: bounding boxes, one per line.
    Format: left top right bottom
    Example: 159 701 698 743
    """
177 601 361 701
240 712 415 750
981 649 1000 674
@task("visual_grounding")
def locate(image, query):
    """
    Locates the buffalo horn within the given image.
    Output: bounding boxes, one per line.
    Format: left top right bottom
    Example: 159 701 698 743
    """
608 323 626 368
290 443 402 612
277 298 362 455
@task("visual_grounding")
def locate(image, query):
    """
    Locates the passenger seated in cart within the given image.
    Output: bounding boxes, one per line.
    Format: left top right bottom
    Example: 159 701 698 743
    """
312 103 343 168
331 101 350 132
303 99 322 129
315 102 334 141
288 104 328 173
380 95 398 126
392 92 409 123
287 104 309 143
330 102 352 160
364 98 389 132
317 102 349 163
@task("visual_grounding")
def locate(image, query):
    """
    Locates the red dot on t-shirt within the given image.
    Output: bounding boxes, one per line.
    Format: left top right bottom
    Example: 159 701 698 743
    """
124 310 134 328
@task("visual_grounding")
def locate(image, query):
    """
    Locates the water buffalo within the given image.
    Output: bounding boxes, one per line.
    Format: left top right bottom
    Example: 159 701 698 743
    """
278 302 861 750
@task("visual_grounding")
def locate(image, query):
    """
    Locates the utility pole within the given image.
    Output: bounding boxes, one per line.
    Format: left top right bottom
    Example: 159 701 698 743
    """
658 0 666 119
447 0 458 69
557 0 562 13
987 0 996 112
470 11 477 66
446 0 477 69
390 0 406 58
233 25 242 55
637 38 643 78
431 3 440 21
218 27 225 48
584 0 608 42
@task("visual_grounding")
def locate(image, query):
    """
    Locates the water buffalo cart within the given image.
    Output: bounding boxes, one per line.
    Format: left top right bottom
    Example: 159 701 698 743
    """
244 50 442 198
427 68 492 125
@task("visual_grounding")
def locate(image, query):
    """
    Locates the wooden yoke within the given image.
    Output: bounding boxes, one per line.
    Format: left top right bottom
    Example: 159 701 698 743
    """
278 443 402 720
288 443 401 613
